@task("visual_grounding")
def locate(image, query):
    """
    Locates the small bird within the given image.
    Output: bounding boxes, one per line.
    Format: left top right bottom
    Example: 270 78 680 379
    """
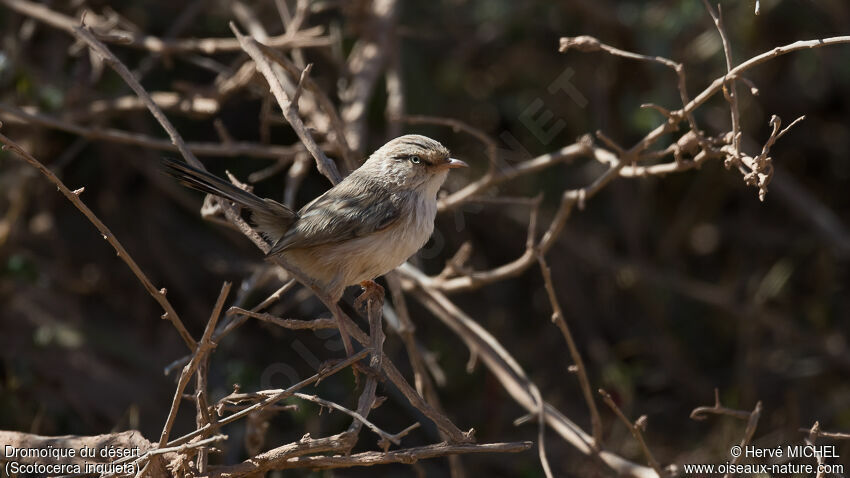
163 135 467 352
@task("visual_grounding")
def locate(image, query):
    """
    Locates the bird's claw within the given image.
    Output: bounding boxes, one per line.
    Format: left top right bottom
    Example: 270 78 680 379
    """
354 280 385 314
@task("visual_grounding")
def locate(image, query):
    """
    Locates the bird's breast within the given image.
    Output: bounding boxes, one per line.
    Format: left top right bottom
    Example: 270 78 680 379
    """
281 191 438 293
377 191 435 263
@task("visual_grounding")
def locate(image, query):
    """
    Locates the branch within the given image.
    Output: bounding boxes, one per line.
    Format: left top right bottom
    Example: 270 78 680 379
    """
1 0 331 54
701 0 741 158
537 252 603 447
0 430 152 466
0 104 305 160
689 390 762 478
212 441 532 475
399 264 658 478
599 389 665 478
427 35 850 294
339 0 398 153
292 393 419 448
158 282 230 446
70 21 203 169
690 389 755 421
799 424 850 441
255 41 358 172
168 349 371 448
227 307 337 330
0 130 196 351
438 139 593 212
230 23 342 185
333 304 474 444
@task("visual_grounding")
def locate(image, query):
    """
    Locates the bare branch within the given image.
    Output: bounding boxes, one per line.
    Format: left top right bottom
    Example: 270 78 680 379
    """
169 349 371 448
690 388 753 421
239 441 533 472
71 22 202 168
1 0 331 54
0 104 305 160
702 0 741 158
537 252 603 447
0 131 196 351
230 23 342 185
158 282 231 446
228 307 337 330
599 389 665 478
292 393 419 447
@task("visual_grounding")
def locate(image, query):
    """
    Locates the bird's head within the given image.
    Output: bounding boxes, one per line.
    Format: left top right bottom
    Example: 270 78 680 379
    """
362 134 468 194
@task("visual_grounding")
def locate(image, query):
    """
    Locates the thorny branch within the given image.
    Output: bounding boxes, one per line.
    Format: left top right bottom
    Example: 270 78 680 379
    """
0 131 196 351
2 1 849 476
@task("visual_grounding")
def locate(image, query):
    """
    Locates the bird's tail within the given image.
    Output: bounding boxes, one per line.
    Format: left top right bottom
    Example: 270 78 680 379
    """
161 157 296 238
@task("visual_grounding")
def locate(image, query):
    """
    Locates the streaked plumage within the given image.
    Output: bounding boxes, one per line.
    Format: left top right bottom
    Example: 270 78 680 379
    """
162 134 466 301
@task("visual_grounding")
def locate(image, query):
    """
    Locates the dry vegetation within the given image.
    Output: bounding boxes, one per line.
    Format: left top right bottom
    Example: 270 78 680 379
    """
1 1 849 477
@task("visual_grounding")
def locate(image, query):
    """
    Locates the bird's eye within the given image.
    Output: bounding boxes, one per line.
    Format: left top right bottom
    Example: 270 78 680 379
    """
409 155 421 164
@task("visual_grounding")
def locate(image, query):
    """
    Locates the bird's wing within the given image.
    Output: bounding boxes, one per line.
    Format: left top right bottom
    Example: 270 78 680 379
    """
267 181 400 256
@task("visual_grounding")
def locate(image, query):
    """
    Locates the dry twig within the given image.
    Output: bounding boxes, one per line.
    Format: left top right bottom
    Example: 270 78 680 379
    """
158 282 230 447
0 130 196 350
230 23 342 185
537 252 603 447
599 389 665 478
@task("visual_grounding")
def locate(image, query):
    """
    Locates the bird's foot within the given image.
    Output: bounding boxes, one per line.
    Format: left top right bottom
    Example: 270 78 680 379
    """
354 280 385 314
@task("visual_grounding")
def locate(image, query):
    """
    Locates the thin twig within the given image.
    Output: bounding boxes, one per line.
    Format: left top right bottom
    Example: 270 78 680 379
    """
724 401 763 478
528 382 554 478
799 425 850 440
1 0 332 54
331 303 474 444
400 264 658 478
293 393 419 447
71 22 203 169
702 1 741 158
0 103 304 160
167 349 371 448
230 23 342 185
599 389 665 478
0 130 196 351
158 282 231 447
228 307 337 330
807 422 826 478
214 441 532 474
258 42 358 172
690 388 753 421
537 252 603 447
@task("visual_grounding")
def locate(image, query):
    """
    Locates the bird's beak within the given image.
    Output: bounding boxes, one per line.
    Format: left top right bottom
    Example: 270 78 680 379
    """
444 158 469 169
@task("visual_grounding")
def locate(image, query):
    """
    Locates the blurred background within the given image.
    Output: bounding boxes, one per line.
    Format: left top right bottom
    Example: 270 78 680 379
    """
1 0 849 476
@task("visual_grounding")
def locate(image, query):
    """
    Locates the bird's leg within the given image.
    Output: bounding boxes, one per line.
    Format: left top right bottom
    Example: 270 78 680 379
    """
354 280 385 313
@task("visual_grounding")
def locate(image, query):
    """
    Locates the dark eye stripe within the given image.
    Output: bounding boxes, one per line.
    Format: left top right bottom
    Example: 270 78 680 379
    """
392 153 434 164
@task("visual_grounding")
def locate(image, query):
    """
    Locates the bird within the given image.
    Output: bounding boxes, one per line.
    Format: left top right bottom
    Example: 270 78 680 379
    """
162 134 467 354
